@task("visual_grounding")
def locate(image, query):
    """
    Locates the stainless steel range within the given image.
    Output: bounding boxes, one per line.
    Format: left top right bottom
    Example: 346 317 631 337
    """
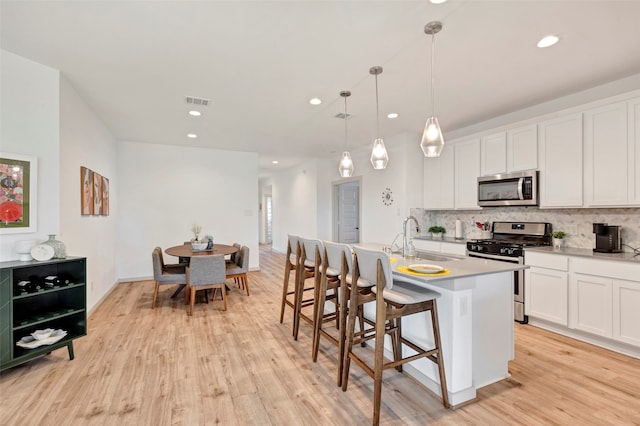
466 221 552 323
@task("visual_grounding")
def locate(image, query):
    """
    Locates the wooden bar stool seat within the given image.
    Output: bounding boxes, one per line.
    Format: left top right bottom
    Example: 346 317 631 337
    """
293 238 327 340
341 246 450 426
279 235 301 324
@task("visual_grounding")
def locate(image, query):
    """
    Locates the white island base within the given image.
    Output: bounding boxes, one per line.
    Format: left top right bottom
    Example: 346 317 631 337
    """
359 255 519 407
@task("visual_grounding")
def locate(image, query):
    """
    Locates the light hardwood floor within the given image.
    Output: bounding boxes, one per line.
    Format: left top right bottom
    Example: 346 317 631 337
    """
1 246 639 425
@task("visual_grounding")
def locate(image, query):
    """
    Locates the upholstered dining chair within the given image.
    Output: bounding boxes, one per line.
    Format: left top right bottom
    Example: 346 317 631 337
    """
226 245 250 296
185 255 227 315
151 247 187 308
341 246 449 425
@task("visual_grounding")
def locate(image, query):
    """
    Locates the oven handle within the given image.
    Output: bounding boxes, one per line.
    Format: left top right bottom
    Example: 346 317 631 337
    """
467 251 523 264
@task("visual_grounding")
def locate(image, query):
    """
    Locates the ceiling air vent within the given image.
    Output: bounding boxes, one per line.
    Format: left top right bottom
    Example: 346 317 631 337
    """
185 96 210 107
334 113 352 119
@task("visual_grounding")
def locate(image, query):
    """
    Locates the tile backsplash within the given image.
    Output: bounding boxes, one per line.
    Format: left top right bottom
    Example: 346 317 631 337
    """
410 207 640 253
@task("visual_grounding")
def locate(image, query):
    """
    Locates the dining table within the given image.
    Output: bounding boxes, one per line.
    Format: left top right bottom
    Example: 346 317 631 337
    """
165 243 239 298
165 243 238 259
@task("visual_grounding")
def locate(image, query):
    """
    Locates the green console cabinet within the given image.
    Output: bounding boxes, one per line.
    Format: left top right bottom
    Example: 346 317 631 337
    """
0 257 87 372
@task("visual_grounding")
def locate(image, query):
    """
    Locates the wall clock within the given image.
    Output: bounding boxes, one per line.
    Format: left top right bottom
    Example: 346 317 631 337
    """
381 187 394 206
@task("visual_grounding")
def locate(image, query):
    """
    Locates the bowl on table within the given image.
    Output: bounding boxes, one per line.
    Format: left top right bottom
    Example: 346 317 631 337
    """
191 242 208 251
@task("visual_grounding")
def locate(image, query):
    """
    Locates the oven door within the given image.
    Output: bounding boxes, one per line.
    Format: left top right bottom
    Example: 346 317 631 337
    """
467 251 527 323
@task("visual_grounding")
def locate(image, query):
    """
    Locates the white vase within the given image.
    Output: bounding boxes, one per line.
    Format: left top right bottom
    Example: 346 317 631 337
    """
431 232 443 239
553 238 563 249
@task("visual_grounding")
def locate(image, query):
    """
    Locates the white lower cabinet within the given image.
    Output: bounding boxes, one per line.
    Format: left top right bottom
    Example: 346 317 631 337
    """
569 273 612 337
527 250 640 353
525 267 568 326
613 279 640 346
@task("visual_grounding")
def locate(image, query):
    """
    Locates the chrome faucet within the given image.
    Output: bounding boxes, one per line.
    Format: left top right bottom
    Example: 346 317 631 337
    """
402 216 420 257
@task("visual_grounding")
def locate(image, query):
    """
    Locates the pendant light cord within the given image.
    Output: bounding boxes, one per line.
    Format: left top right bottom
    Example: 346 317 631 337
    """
344 95 348 149
375 74 380 137
430 32 436 116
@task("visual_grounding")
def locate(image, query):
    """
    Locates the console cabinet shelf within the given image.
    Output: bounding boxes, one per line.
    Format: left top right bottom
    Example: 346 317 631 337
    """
0 257 86 372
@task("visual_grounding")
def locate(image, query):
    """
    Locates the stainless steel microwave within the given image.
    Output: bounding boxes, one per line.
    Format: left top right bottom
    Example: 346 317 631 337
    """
477 170 539 207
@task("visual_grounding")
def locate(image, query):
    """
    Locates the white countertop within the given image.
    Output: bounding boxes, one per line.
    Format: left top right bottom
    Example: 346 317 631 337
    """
526 246 640 264
414 235 467 244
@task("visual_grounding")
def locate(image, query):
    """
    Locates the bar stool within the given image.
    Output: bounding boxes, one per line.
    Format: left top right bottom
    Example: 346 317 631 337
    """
292 238 325 340
279 235 300 324
312 241 372 387
342 246 450 426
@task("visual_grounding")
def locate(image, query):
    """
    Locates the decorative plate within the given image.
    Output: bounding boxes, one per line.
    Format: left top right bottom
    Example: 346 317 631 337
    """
30 244 54 261
381 187 394 206
407 264 445 274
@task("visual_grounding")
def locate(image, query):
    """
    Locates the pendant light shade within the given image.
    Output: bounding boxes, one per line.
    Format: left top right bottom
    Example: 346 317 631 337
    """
369 66 389 170
339 151 354 177
338 90 354 177
420 21 445 158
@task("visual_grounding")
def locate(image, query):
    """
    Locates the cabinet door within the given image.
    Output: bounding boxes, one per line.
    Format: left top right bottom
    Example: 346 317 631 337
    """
613 279 640 347
525 267 568 325
538 113 583 207
569 273 613 337
423 144 454 210
454 138 481 209
480 132 506 176
629 98 640 205
507 124 538 172
584 101 628 206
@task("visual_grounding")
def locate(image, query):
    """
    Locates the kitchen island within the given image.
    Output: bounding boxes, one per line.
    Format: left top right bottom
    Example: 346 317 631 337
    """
358 245 527 407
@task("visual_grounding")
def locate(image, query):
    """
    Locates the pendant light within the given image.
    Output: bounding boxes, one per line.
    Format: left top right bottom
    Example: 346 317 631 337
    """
338 90 354 178
369 66 389 170
420 21 445 158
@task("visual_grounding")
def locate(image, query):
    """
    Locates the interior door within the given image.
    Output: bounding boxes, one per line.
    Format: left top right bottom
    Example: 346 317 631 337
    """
339 182 359 243
265 195 272 244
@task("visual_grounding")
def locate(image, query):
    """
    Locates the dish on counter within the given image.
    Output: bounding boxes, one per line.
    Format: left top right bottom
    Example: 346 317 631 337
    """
407 264 445 274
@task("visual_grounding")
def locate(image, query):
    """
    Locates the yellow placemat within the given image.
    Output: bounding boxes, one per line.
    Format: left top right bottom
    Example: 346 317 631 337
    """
397 265 450 276
390 257 397 263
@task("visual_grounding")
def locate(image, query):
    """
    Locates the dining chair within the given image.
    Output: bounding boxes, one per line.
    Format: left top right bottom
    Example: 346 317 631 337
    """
151 247 187 308
293 238 325 340
185 255 227 315
226 245 250 296
279 234 300 324
341 246 449 425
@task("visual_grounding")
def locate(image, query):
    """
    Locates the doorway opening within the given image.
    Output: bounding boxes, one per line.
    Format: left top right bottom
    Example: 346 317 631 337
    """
333 179 361 244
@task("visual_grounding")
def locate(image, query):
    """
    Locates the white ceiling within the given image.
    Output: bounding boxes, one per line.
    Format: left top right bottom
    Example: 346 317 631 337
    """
3 1 640 177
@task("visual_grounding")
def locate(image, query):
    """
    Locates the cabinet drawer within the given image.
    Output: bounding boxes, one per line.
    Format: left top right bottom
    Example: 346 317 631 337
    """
413 240 440 252
572 257 640 281
525 251 569 271
440 242 467 256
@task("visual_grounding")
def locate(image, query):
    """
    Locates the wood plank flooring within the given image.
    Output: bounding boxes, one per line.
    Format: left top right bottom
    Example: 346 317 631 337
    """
2 245 639 425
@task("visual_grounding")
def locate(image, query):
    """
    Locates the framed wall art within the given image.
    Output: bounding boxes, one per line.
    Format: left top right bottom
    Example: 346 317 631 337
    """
81 166 110 216
0 153 38 234
81 166 93 215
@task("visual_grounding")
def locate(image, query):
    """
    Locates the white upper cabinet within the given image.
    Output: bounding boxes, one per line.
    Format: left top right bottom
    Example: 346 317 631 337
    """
480 132 507 175
538 113 584 208
423 143 454 210
454 138 481 209
629 97 640 205
480 125 537 176
583 101 629 206
507 124 538 172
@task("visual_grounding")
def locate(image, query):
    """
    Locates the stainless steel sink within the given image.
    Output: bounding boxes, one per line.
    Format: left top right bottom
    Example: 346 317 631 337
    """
415 251 463 262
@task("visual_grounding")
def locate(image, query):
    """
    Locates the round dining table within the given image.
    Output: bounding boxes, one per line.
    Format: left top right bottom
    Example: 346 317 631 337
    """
165 243 238 259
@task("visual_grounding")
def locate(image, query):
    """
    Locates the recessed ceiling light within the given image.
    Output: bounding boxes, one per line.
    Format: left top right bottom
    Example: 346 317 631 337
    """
309 98 322 105
272 160 279 164
187 133 197 138
537 35 559 48
430 0 448 4
188 110 201 116
387 113 399 119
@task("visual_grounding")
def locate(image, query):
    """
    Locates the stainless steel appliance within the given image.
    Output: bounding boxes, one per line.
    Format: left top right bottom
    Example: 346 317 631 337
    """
477 170 538 207
466 221 552 323
593 223 622 253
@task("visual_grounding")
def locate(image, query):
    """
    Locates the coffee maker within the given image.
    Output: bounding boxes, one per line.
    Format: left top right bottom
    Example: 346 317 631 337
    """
593 223 622 253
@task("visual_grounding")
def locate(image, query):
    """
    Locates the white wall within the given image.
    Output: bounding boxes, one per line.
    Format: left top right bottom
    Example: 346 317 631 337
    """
117 141 259 279
0 50 60 261
59 77 119 311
